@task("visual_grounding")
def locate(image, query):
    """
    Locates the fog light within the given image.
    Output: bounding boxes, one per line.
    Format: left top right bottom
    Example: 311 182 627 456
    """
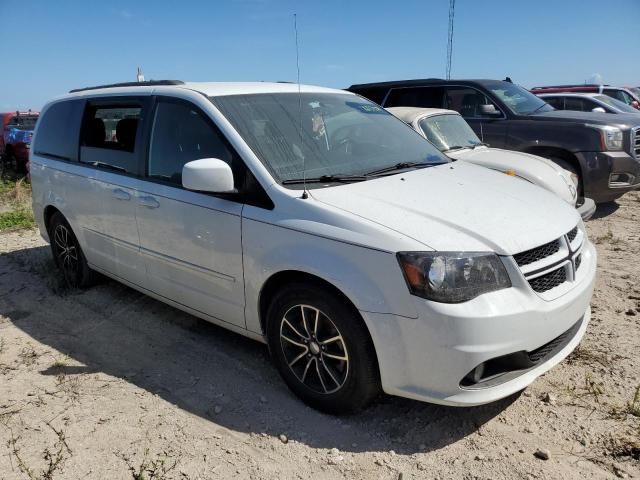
609 173 635 186
465 363 486 384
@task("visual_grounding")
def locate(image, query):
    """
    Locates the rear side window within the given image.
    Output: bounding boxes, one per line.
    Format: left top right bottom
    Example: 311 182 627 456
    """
33 101 83 161
147 100 236 186
543 97 563 109
79 101 143 174
81 105 141 152
384 86 445 108
564 97 590 112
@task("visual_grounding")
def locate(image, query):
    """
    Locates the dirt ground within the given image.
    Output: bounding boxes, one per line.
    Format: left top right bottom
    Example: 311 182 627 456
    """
0 193 639 480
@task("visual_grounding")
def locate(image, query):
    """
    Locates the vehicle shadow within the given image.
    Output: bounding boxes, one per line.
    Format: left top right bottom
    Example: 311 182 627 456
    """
0 244 517 455
591 201 620 220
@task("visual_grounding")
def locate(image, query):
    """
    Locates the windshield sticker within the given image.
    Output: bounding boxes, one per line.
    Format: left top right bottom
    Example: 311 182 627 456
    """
346 102 385 114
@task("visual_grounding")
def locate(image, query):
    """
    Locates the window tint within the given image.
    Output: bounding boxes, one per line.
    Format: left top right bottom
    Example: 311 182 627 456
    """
81 105 141 152
79 102 142 174
384 87 445 108
444 87 499 117
604 89 633 105
564 97 589 112
148 101 234 186
8 115 38 130
543 97 563 109
33 100 84 161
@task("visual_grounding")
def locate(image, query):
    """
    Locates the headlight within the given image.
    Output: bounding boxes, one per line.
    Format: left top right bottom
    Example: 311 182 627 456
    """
587 124 623 151
397 252 512 303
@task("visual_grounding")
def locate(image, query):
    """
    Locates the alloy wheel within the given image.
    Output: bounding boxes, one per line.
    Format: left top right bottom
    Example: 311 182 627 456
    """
53 224 80 285
279 304 349 394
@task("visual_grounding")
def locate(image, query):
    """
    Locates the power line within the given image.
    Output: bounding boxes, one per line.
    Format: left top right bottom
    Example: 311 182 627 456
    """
446 0 456 80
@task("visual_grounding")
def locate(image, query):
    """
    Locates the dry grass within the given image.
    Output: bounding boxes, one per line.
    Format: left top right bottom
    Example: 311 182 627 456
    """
0 173 34 232
18 344 39 367
118 448 179 480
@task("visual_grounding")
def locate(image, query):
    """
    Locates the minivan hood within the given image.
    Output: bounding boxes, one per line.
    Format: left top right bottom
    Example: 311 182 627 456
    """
311 162 579 255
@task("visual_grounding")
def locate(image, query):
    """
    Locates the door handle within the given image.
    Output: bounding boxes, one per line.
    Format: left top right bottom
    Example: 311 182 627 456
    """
112 188 131 201
138 195 160 209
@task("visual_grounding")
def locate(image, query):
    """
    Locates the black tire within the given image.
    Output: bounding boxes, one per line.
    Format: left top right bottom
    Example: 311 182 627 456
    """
266 282 380 414
48 212 97 288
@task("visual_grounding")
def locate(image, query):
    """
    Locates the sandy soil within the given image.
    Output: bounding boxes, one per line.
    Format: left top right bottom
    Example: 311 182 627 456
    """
0 193 639 480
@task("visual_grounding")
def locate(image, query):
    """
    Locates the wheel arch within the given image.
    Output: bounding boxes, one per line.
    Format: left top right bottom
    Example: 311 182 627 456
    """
258 270 364 337
523 146 583 192
43 205 62 234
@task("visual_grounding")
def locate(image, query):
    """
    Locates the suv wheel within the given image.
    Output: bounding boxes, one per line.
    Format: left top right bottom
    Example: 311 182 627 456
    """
48 212 97 288
266 282 380 414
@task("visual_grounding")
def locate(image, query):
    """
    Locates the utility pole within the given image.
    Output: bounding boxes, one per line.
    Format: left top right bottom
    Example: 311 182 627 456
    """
446 0 456 80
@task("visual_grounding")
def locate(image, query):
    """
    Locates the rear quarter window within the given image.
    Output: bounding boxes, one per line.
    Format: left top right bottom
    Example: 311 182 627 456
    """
33 100 84 161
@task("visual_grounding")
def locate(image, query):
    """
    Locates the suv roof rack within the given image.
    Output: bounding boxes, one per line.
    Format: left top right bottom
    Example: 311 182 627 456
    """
69 80 185 93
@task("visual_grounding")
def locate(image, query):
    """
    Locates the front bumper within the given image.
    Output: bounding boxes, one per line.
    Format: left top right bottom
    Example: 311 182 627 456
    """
578 151 640 203
361 240 597 406
577 197 596 221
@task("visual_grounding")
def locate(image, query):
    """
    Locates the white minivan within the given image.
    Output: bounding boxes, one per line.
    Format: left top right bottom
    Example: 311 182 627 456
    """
31 81 596 413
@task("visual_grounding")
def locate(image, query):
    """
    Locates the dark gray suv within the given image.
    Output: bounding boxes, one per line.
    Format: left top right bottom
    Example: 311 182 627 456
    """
348 79 640 203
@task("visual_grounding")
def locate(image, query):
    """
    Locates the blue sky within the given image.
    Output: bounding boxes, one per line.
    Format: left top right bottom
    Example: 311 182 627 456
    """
1 0 638 110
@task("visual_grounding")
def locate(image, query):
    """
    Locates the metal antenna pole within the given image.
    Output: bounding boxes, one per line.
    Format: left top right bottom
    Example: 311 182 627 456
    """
294 13 308 199
446 0 456 80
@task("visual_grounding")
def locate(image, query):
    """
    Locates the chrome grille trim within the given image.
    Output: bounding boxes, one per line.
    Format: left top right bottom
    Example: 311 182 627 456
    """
513 224 583 295
633 127 640 159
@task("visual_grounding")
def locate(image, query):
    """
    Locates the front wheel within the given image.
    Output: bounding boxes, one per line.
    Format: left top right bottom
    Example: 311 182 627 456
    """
48 212 97 288
266 282 380 414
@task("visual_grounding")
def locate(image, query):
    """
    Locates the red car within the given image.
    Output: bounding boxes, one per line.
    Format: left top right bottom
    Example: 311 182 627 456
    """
1 111 39 172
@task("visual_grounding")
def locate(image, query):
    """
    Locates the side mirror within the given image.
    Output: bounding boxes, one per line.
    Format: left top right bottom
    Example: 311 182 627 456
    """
182 158 235 193
632 100 640 110
479 104 501 117
591 107 606 113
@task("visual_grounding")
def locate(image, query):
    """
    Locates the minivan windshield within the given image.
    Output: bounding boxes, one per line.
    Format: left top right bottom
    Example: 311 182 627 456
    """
211 93 448 185
487 83 554 115
419 114 482 152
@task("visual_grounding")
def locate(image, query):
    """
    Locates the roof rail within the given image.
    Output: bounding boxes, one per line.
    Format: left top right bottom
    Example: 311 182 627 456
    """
531 84 610 90
69 80 185 93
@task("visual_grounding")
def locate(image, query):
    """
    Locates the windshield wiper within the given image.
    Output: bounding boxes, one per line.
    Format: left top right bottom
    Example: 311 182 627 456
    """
282 173 368 185
364 161 439 177
527 103 548 115
472 143 489 149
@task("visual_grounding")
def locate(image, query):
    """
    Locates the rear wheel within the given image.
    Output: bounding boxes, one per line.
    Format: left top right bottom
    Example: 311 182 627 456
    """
266 282 380 414
48 212 97 288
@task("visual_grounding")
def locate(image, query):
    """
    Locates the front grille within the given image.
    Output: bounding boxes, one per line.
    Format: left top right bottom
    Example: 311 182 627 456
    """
528 319 582 363
529 267 567 293
514 239 560 267
575 253 582 271
634 127 640 159
567 227 578 243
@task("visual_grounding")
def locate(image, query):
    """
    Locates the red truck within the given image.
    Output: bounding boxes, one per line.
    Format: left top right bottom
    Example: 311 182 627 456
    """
1 111 39 173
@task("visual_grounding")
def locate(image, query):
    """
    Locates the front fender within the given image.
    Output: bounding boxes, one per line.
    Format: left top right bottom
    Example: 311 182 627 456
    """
241 216 418 335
